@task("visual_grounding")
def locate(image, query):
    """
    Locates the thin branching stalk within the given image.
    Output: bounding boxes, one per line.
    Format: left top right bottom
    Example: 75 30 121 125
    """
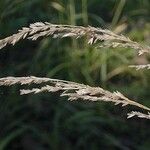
0 76 64 86
127 111 150 120
0 76 150 119
0 22 149 55
129 64 150 70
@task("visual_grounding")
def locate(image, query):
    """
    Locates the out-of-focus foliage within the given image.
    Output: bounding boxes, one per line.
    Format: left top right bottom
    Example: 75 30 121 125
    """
0 0 150 149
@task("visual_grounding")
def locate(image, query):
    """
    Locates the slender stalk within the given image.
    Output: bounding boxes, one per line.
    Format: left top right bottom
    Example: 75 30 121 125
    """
82 0 88 25
112 0 126 28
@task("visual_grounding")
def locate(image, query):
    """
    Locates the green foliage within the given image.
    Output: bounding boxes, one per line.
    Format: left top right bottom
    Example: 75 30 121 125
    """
0 0 150 149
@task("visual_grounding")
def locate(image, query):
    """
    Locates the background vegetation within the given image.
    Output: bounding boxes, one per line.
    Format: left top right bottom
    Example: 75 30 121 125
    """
0 0 150 149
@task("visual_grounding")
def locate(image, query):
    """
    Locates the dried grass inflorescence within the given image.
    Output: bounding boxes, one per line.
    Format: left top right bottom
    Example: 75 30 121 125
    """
0 22 150 55
0 22 150 120
129 64 150 70
0 76 150 119
127 111 150 120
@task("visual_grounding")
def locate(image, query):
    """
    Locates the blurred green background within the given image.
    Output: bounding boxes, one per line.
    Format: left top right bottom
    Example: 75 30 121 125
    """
0 0 150 149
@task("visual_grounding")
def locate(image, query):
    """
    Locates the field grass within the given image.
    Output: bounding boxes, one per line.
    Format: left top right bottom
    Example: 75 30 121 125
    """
0 0 150 149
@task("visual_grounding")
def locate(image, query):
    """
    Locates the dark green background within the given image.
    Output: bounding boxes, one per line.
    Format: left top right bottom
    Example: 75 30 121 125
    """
0 0 150 149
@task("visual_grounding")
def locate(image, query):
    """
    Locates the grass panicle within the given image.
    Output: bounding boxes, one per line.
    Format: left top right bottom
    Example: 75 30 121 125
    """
0 76 150 119
0 22 150 120
0 22 150 55
127 111 150 120
129 64 150 70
